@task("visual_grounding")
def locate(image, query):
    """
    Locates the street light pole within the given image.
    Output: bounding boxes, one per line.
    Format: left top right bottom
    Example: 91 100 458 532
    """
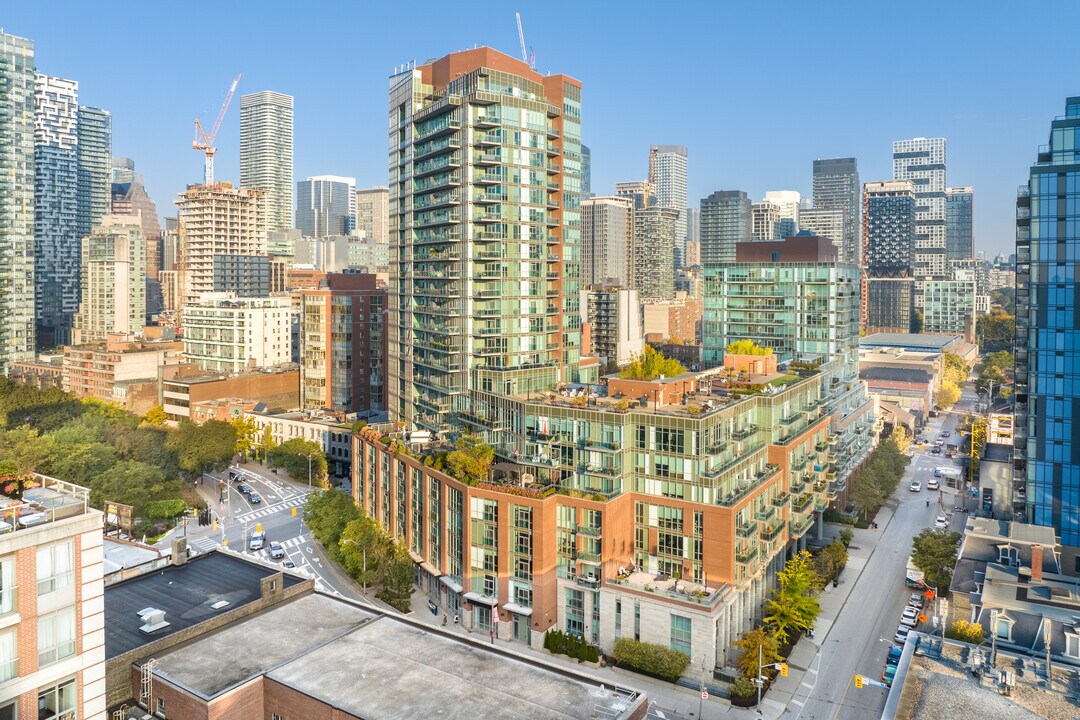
307 453 312 488
757 643 763 709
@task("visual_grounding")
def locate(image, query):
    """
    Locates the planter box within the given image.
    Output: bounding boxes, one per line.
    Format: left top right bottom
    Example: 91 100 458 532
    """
729 693 756 708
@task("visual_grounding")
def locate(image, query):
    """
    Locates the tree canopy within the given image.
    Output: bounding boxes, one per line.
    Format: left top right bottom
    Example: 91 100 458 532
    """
269 438 328 486
936 382 961 410
619 346 688 380
725 340 773 356
911 528 963 591
733 626 781 680
165 420 237 477
976 310 1015 353
942 352 970 389
445 434 494 484
763 550 823 643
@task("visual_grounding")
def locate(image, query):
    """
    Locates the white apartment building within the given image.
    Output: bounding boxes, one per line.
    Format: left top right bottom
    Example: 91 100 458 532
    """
0 475 105 720
71 215 146 345
181 294 291 373
239 91 294 233
798 207 845 254
355 186 389 244
649 145 688 265
175 183 268 307
581 196 633 286
893 137 948 279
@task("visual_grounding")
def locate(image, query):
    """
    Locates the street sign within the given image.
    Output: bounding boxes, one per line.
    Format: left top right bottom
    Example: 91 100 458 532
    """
701 690 708 699
856 676 889 689
918 614 928 624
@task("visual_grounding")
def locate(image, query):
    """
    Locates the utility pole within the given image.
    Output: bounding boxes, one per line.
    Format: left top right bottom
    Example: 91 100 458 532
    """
698 655 707 719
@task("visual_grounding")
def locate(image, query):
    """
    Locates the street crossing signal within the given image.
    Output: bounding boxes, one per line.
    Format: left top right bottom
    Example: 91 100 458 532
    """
780 663 789 677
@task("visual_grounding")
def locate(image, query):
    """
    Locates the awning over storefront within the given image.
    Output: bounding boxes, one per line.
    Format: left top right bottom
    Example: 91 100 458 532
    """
420 561 441 577
463 591 498 606
439 575 463 594
502 602 533 616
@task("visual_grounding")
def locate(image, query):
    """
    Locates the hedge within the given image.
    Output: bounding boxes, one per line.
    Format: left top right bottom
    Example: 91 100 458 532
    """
543 629 600 663
613 637 690 682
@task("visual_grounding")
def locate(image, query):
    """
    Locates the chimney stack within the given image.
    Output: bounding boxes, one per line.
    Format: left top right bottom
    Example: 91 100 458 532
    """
1031 544 1043 582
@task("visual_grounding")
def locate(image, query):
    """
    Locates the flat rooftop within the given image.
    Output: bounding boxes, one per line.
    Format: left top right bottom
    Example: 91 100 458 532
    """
105 551 304 658
860 332 960 351
102 539 161 575
148 591 644 719
151 593 374 697
0 475 93 536
267 609 642 720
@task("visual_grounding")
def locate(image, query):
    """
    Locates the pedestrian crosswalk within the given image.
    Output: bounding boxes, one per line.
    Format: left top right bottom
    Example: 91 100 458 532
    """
234 497 305 524
190 536 220 552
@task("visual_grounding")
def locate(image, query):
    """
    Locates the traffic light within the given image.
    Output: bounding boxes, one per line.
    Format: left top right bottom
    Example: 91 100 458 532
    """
212 519 217 532
256 523 262 532
855 675 863 689
780 663 788 677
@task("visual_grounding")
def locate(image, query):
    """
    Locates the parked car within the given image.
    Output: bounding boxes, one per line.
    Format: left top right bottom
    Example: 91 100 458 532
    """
282 560 296 569
927 478 940 490
269 541 285 559
883 664 897 686
934 439 945 447
931 446 942 454
894 625 912 644
908 593 924 609
249 531 266 551
248 492 262 504
909 480 922 492
900 608 919 627
935 515 949 530
887 646 903 667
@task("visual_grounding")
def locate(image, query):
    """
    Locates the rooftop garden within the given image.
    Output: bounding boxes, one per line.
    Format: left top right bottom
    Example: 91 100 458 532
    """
726 340 773 356
618 346 687 381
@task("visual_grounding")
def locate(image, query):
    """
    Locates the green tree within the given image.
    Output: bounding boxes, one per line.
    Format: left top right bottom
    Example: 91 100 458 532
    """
850 470 886 522
231 416 259 460
303 489 361 555
763 550 823 642
269 438 328 485
0 378 84 431
936 381 961 410
377 541 417 612
145 499 187 521
0 425 55 476
911 528 962 591
989 288 1016 315
166 420 237 477
975 363 1005 398
142 405 168 427
725 340 773 356
81 397 138 429
339 512 391 582
42 441 117 487
89 460 181 517
976 310 1016 353
911 310 924 334
619 345 688 380
983 350 1014 372
119 427 181 480
444 433 494 484
733 626 781 680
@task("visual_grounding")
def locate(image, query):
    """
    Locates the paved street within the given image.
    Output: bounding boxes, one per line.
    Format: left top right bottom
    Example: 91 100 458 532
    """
156 463 369 602
782 386 977 720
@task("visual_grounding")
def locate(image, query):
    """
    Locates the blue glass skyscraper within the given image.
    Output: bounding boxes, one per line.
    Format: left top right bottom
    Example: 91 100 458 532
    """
1015 96 1080 544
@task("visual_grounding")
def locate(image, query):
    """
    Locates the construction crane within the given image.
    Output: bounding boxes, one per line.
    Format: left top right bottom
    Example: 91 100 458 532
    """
515 12 536 70
192 73 241 185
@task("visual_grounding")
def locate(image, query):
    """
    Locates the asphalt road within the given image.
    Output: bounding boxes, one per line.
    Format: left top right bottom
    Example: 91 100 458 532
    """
162 465 368 601
786 387 977 720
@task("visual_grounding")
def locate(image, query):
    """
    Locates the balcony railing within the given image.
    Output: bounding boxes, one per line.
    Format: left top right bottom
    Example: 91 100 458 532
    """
736 545 760 564
736 523 755 538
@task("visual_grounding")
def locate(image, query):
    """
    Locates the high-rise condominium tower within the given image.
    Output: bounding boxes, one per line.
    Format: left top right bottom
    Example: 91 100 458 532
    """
700 190 750 263
296 175 355 237
863 180 916 332
76 106 111 238
812 157 860 264
34 74 80 347
581 195 633 286
388 47 582 430
581 144 591 197
945 187 974 260
1015 96 1080 543
110 157 162 279
632 205 677 300
893 137 947 278
240 91 294 232
176 183 268 306
72 214 146 344
355 186 390 244
763 190 800 238
798 208 844 255
650 145 688 266
751 200 781 241
0 32 36 367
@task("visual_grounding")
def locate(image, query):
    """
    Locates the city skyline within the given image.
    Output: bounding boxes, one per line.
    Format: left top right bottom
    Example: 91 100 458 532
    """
5 3 1077 257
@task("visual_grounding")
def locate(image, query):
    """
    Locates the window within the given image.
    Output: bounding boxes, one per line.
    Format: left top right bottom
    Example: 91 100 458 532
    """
0 557 13 616
996 618 1012 641
0 628 14 683
38 678 76 720
272 715 283 720
1067 632 1080 660
157 698 166 717
671 614 692 657
37 541 74 596
38 607 76 667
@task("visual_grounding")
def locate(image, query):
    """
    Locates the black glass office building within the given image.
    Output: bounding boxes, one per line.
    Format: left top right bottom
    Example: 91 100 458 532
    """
1015 96 1080 544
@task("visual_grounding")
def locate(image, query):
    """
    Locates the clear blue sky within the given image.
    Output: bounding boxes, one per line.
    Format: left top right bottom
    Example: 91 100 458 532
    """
7 1 1077 257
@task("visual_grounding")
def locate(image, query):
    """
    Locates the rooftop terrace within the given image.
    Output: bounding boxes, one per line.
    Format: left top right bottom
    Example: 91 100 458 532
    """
0 475 92 536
